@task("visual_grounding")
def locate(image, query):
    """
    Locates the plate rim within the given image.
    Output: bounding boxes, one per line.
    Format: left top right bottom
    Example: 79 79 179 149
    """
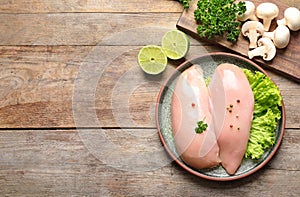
155 52 286 181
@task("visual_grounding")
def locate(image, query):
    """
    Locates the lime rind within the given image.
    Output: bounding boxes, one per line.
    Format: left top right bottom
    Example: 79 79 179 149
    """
162 30 190 60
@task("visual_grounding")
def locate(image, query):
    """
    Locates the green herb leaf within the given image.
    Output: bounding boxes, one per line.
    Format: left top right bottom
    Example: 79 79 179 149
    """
178 0 191 8
194 0 246 42
195 118 208 134
205 77 211 87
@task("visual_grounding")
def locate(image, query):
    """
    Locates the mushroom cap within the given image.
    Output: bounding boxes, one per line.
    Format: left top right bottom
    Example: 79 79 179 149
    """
257 37 276 61
241 21 264 36
237 1 256 21
283 7 300 31
273 25 290 48
256 3 279 18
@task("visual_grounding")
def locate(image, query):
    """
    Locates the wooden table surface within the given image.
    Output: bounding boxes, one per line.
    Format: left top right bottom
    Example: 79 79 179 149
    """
0 0 299 196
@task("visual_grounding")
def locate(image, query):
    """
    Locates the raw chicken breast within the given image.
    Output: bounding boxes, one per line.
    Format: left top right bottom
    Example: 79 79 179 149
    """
209 63 254 175
172 65 220 169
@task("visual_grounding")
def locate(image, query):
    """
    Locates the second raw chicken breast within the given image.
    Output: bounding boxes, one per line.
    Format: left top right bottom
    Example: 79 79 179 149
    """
209 63 254 175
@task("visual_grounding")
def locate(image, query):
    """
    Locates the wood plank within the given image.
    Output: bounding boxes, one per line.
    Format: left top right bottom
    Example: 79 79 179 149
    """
176 0 300 82
0 0 183 14
0 129 299 196
0 46 299 129
0 13 182 46
0 44 218 128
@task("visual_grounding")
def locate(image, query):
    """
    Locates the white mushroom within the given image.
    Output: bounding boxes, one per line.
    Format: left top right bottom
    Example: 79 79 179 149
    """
277 7 300 31
237 1 258 21
248 37 276 61
242 21 264 49
264 25 290 49
256 3 279 31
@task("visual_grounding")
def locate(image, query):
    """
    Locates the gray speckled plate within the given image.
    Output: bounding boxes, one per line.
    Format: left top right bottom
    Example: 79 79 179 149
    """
156 52 285 181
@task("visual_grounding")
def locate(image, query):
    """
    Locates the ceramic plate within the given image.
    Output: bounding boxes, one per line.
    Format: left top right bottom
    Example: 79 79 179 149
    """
156 52 285 181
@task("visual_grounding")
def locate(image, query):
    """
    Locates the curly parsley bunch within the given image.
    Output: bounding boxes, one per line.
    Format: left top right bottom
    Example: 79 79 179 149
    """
194 0 246 42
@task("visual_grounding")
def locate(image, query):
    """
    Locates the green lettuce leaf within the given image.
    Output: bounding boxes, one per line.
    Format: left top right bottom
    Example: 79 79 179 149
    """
243 69 282 160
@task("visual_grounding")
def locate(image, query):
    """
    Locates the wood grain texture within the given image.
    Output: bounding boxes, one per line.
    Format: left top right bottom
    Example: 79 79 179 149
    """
0 13 184 46
0 129 299 196
177 0 300 82
0 46 299 128
0 0 183 13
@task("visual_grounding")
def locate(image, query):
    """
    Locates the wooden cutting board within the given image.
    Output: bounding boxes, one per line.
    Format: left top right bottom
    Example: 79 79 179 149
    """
176 0 300 82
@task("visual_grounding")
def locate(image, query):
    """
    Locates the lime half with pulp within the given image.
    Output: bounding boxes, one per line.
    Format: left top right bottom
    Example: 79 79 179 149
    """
138 45 168 75
162 29 190 60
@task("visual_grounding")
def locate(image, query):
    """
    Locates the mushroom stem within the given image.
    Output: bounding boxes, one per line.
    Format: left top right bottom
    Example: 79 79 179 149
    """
248 29 259 49
249 15 258 21
248 46 267 59
263 18 273 31
263 31 274 40
277 18 286 26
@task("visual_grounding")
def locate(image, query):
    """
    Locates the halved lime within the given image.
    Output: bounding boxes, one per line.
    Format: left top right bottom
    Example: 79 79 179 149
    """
162 29 190 60
138 45 168 75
